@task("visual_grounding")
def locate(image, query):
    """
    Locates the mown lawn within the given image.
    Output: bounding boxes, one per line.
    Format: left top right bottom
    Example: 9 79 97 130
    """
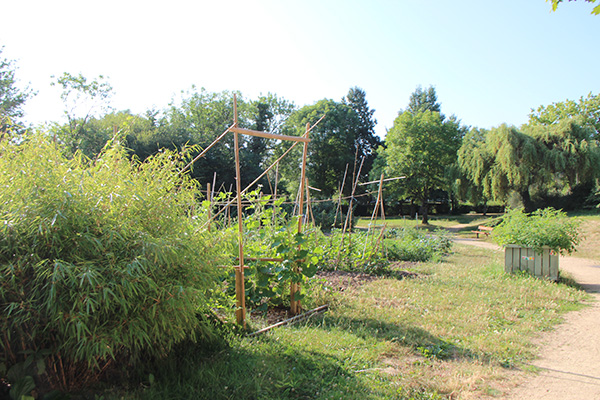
129 243 588 400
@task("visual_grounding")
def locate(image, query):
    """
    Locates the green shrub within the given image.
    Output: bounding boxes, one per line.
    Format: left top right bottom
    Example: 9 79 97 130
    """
384 228 453 262
493 208 580 255
0 134 230 391
320 228 387 272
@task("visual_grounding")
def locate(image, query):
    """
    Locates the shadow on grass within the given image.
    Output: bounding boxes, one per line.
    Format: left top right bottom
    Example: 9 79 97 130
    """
311 314 475 363
139 334 373 400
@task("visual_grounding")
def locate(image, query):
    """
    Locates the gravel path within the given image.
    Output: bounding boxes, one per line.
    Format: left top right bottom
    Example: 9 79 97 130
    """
455 238 600 399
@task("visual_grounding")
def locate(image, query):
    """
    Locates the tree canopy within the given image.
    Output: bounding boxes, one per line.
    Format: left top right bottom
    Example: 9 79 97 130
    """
0 47 34 132
381 86 464 223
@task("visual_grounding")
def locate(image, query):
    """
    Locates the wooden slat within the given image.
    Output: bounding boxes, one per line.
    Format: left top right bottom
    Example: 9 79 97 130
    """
513 247 521 271
504 247 513 273
230 127 311 143
549 250 559 281
534 248 542 277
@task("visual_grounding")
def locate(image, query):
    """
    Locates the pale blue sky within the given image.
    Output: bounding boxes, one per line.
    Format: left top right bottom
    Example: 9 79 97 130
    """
1 0 599 137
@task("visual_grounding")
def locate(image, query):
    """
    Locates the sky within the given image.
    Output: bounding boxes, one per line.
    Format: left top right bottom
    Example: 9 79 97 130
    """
1 0 599 138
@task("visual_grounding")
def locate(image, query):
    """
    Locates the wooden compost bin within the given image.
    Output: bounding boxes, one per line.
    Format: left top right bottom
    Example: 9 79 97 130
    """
504 245 559 281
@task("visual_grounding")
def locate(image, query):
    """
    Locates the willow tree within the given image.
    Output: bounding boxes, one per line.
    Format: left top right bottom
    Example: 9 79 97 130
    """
525 118 600 191
459 120 600 211
459 124 541 212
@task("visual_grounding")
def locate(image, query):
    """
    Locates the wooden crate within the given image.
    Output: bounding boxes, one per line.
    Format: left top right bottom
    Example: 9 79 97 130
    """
504 245 559 281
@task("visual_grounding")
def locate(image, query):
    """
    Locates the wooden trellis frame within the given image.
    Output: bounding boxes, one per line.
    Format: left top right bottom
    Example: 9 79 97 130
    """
182 94 324 327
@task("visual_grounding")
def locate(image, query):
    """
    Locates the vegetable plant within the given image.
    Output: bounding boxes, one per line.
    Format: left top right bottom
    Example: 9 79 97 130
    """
493 207 580 255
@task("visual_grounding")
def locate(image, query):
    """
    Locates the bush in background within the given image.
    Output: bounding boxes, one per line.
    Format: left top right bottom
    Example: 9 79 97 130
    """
384 228 453 262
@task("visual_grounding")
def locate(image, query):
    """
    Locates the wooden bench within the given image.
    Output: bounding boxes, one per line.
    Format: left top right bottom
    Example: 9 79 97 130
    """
471 225 493 238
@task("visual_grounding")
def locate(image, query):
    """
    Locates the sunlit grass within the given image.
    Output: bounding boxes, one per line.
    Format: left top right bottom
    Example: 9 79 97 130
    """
134 243 588 400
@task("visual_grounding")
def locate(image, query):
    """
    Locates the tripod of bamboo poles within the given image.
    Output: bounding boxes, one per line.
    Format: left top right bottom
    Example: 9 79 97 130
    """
358 174 406 261
181 94 324 326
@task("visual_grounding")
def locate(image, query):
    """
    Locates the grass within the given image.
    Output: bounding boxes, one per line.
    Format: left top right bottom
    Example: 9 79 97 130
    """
356 213 501 231
567 210 600 261
127 242 588 400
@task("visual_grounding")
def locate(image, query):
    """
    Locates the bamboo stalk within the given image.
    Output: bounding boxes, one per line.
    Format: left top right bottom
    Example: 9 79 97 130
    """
233 94 246 327
199 139 302 231
179 123 236 175
230 126 310 143
207 182 212 233
247 305 329 337
291 123 310 315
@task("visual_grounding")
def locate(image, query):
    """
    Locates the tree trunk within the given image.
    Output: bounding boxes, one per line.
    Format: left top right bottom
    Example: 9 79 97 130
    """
420 189 429 225
520 189 534 213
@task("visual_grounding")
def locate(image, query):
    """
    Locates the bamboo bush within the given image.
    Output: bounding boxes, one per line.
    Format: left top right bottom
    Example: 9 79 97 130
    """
0 134 231 391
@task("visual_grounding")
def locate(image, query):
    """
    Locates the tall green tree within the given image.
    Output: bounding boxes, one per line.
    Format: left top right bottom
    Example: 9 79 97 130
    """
458 120 600 211
242 94 297 193
528 92 600 140
383 106 464 223
277 99 365 199
51 72 114 155
343 87 381 183
406 85 442 115
0 47 35 132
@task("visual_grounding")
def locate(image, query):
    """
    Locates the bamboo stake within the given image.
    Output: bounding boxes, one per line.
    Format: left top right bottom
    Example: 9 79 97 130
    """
230 126 310 143
272 162 279 226
233 94 246 327
199 138 302 230
247 305 329 337
368 174 385 233
291 123 310 315
333 163 349 229
207 183 212 233
336 157 364 269
179 123 236 175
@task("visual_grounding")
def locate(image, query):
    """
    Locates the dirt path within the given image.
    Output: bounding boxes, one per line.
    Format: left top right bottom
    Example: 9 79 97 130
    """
455 238 600 399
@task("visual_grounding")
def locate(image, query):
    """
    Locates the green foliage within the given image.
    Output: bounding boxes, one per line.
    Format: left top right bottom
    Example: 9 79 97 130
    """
493 208 580 255
232 193 325 311
547 0 600 15
529 92 600 139
0 46 34 132
459 118 600 213
319 229 387 272
382 104 464 223
384 228 453 263
0 133 230 390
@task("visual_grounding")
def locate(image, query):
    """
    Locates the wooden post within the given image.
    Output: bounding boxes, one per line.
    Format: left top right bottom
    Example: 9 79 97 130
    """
334 163 349 229
291 123 310 315
368 173 385 232
207 183 212 233
233 94 246 327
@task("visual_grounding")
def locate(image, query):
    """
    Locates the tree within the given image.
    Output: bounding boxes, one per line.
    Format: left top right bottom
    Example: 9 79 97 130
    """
51 72 114 155
456 128 494 210
383 106 464 224
242 94 297 193
547 0 600 15
277 98 366 199
0 46 35 132
406 85 442 115
524 118 600 193
458 120 600 212
343 87 381 183
528 92 600 140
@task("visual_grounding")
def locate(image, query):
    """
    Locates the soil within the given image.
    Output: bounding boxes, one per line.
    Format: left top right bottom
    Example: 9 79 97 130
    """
258 263 419 327
455 237 600 400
